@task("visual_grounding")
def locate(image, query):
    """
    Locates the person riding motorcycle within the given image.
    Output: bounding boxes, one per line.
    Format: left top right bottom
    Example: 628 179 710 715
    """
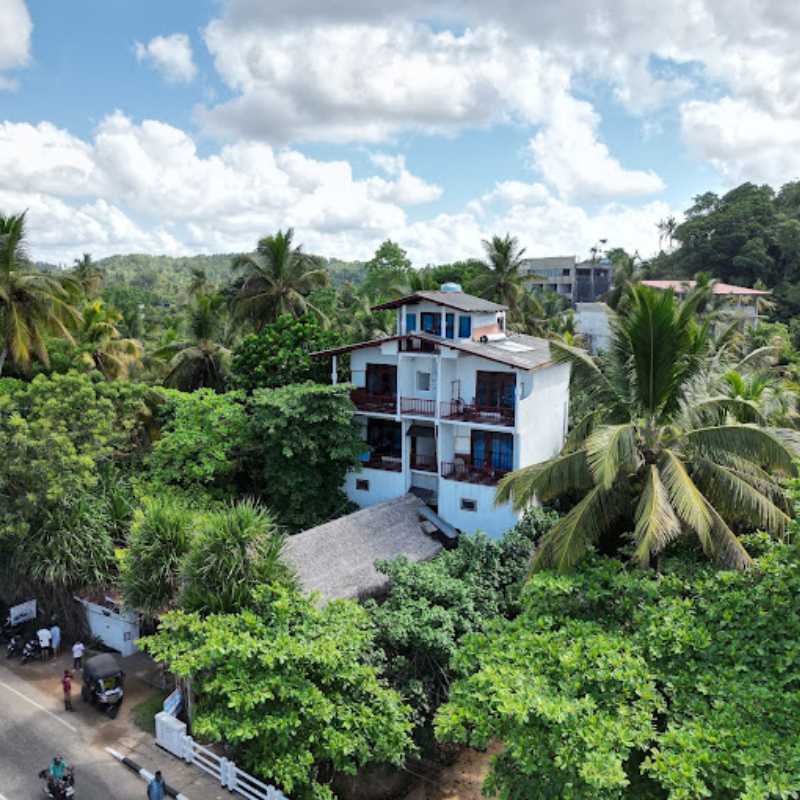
49 755 68 780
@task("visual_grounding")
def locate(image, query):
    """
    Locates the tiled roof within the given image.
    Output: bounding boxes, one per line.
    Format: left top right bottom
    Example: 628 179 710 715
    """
371 290 507 312
641 280 770 296
311 332 555 371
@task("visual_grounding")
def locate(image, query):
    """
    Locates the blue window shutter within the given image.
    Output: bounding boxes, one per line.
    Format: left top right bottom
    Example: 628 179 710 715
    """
473 433 486 467
445 313 455 339
459 315 472 338
406 312 417 332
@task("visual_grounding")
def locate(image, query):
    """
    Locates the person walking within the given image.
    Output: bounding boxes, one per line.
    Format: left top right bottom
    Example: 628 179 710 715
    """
61 670 73 711
37 626 52 662
72 640 85 670
147 770 166 800
50 622 61 657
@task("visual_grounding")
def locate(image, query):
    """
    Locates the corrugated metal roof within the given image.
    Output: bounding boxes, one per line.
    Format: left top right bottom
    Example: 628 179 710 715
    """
372 291 508 312
641 280 770 296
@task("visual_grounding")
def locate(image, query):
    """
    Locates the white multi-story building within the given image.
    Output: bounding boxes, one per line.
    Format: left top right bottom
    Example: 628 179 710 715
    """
314 285 571 538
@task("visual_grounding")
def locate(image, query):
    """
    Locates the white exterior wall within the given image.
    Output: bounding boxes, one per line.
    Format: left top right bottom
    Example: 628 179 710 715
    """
78 599 140 657
438 479 519 538
516 362 570 468
575 303 612 353
346 467 406 506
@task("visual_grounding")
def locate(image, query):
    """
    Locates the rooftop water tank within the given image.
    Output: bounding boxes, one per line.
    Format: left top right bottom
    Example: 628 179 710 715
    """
440 282 462 293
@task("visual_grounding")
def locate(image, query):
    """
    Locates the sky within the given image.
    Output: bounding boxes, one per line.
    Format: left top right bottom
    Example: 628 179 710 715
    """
1 1 799 266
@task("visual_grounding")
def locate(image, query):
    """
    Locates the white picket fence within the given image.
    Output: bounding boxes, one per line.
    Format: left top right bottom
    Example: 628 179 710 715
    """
155 712 288 800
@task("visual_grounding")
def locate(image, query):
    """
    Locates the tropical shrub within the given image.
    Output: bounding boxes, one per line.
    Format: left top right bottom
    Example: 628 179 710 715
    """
141 585 414 800
180 500 294 614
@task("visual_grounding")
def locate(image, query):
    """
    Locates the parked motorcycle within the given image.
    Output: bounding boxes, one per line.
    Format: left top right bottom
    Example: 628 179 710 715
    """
21 637 41 664
38 765 75 799
6 634 23 658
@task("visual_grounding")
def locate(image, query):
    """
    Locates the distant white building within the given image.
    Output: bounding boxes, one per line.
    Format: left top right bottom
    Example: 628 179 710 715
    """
575 302 613 353
314 286 571 539
522 255 613 303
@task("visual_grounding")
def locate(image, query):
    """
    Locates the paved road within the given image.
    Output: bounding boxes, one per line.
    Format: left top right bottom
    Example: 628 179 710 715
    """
0 662 147 800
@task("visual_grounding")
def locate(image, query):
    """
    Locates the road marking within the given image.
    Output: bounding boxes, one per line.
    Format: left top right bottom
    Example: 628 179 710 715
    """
0 680 77 733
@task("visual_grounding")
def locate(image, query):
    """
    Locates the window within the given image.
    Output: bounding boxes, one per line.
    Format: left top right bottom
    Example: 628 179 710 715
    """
458 315 472 338
367 418 402 458
416 371 431 391
476 370 516 409
460 498 477 512
405 312 417 332
471 430 513 472
421 312 441 336
445 313 455 339
356 479 370 491
366 363 397 396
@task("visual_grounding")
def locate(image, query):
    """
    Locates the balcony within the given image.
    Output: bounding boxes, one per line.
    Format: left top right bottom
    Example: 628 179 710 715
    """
400 397 436 417
440 456 512 486
440 399 515 427
410 453 437 473
351 389 397 414
359 453 403 472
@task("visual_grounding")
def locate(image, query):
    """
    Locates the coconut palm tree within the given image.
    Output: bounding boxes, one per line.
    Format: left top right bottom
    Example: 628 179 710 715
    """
232 229 328 330
472 234 527 311
497 284 799 572
0 212 81 375
71 253 104 298
76 300 143 379
154 292 230 391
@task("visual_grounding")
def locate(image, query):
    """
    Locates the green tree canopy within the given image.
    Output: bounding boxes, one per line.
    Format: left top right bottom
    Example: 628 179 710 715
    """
246 383 363 531
471 233 528 311
141 585 414 800
231 314 344 392
437 535 800 799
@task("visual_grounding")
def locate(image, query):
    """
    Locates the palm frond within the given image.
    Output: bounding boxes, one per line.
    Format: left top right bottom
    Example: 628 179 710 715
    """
659 449 712 540
633 465 683 566
532 486 622 572
585 423 639 489
705 504 754 570
496 450 593 510
685 425 797 475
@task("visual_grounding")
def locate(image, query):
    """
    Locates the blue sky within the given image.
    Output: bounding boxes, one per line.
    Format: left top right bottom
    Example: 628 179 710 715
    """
0 0 795 264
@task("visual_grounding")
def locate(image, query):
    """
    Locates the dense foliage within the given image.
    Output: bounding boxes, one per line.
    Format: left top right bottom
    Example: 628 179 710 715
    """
437 535 800 799
246 382 363 531
366 509 557 730
231 314 344 391
141 585 414 800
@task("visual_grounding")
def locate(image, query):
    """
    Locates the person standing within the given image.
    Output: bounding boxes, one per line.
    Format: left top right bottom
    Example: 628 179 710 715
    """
72 640 85 670
50 622 61 657
37 626 52 662
147 770 166 800
61 670 73 711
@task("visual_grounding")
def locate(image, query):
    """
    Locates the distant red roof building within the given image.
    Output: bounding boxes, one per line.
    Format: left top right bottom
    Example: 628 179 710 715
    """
641 280 770 297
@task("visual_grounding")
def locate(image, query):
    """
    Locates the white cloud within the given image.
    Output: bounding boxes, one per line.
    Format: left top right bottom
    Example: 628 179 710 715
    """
529 97 665 200
0 114 671 266
0 0 32 90
134 33 197 84
680 97 800 186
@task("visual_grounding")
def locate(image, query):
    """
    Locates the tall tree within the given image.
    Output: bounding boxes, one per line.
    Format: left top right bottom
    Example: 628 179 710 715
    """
472 233 527 311
155 292 230 392
0 212 80 375
497 284 799 572
232 229 328 330
75 300 143 379
71 253 104 298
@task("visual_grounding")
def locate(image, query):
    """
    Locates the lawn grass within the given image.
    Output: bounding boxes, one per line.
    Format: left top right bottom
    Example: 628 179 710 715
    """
131 690 168 735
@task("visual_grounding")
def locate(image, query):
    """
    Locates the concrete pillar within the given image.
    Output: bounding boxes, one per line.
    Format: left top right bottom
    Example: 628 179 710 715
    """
331 354 338 385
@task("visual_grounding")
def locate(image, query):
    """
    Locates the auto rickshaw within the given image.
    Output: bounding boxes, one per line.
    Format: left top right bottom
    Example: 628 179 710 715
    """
80 653 124 718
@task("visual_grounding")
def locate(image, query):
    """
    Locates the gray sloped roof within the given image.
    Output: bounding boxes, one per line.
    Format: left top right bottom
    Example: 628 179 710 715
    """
283 494 443 602
372 291 507 313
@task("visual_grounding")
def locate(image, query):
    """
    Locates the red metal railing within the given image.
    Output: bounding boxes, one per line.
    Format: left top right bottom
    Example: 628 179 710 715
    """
410 453 437 472
350 389 397 414
439 399 515 427
359 454 402 472
440 456 512 485
400 397 436 417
